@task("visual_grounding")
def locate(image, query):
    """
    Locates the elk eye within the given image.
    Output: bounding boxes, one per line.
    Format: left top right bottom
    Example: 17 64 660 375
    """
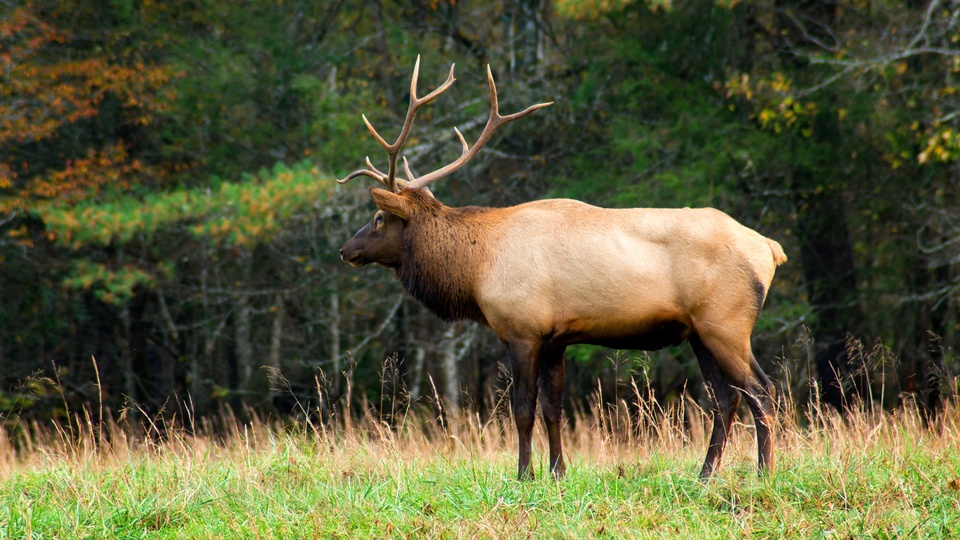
374 214 384 228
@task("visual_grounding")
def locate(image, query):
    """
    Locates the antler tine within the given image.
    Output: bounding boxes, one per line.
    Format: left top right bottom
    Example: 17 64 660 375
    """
339 56 456 193
338 167 386 186
364 156 388 179
407 65 553 190
453 127 469 153
485 64 554 125
402 156 416 183
337 156 392 188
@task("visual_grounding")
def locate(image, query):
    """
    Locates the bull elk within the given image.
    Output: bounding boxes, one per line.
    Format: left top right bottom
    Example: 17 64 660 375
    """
338 57 787 480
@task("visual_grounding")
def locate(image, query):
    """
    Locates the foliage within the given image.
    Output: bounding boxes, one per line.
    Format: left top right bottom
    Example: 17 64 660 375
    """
2 0 960 425
38 160 329 249
724 73 820 137
61 260 165 304
16 160 325 306
0 2 177 215
555 0 672 20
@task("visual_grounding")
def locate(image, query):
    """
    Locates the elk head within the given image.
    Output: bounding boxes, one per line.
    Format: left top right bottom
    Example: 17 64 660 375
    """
337 56 552 268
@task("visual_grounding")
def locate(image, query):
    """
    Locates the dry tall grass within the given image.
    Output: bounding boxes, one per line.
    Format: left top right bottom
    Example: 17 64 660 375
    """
2 376 959 539
1 377 957 484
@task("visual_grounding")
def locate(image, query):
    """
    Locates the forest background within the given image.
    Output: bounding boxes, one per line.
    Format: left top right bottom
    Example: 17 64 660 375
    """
2 0 959 430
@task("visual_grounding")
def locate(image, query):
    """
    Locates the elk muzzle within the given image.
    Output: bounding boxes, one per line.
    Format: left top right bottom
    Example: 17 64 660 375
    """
340 239 367 267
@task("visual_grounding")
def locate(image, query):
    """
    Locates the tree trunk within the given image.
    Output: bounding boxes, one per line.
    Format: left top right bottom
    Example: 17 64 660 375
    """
234 288 253 393
408 345 427 403
329 288 341 400
505 0 541 73
441 324 459 413
120 301 134 401
918 261 949 419
195 247 215 414
0 331 5 393
226 251 254 415
267 294 284 405
405 302 427 403
373 0 395 107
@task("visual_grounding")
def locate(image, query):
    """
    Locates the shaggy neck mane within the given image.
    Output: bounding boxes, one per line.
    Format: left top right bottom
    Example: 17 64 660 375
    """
396 194 492 324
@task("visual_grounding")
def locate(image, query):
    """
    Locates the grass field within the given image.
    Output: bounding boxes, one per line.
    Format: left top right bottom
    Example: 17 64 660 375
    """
1 395 958 539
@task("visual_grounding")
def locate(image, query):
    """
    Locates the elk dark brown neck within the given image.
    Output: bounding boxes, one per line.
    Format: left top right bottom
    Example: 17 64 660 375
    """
396 195 493 325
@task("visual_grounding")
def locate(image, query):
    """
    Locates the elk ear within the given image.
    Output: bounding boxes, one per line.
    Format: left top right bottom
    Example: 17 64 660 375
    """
369 187 414 219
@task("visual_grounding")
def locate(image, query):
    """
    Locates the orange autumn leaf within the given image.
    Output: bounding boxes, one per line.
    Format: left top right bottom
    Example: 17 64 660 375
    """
0 4 178 217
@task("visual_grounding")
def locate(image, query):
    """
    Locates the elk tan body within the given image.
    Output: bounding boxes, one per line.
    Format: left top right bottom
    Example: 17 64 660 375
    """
338 57 786 480
480 200 783 353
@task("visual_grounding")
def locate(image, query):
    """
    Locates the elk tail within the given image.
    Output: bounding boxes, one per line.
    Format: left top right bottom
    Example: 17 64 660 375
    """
766 238 788 267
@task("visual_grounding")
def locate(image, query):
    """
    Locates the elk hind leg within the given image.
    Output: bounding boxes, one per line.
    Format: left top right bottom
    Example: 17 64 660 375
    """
691 336 741 480
741 356 776 474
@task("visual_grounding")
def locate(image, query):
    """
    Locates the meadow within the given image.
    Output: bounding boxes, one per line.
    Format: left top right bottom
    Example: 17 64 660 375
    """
0 393 958 539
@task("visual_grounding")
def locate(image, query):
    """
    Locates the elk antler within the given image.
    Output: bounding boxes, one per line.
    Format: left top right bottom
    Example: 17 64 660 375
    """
339 58 553 193
406 66 552 190
338 55 456 193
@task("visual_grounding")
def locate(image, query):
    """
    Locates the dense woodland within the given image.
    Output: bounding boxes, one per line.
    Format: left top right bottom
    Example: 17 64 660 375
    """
1 0 959 429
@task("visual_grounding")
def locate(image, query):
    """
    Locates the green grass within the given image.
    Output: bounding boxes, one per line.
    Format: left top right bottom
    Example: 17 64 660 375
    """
1 402 958 539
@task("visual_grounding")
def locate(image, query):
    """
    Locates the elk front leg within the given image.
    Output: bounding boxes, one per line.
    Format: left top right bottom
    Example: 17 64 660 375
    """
540 345 566 478
508 340 541 480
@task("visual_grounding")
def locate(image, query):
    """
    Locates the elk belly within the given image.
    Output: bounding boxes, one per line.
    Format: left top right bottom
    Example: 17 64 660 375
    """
557 315 692 351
